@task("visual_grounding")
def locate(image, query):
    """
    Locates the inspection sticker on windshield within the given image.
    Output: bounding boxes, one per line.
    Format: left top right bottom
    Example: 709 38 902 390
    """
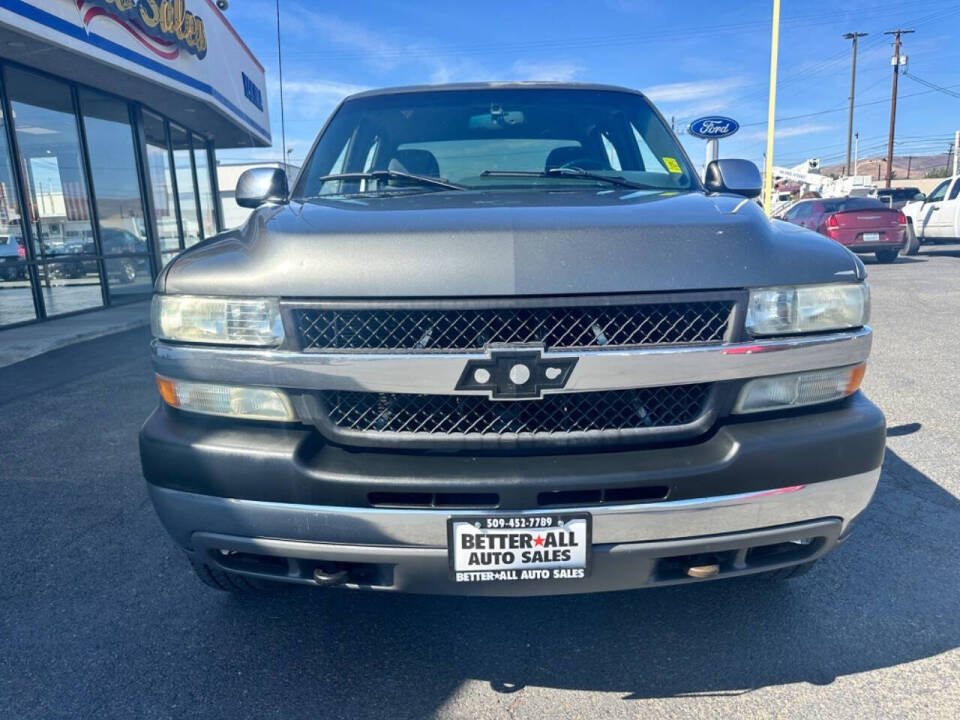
448 514 591 583
662 157 682 173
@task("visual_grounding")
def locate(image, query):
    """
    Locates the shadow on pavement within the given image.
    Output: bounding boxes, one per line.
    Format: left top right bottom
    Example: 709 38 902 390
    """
205 447 959 715
918 245 960 259
2 332 957 718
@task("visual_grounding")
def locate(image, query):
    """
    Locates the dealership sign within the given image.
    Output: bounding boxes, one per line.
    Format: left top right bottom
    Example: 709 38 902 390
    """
688 117 740 139
0 1 270 144
78 0 208 59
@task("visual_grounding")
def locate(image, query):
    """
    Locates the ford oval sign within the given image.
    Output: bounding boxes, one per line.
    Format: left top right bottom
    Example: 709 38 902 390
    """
688 116 740 139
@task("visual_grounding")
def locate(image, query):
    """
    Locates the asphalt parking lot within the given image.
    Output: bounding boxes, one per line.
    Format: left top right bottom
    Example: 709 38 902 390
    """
2 244 959 719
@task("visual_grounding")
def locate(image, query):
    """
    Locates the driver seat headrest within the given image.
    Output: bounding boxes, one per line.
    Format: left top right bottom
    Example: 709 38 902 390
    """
388 149 440 177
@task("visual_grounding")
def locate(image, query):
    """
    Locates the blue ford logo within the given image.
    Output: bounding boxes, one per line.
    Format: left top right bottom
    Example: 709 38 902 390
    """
688 116 740 139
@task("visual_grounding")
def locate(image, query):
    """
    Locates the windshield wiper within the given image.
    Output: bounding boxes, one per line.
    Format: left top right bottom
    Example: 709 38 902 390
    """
317 170 467 191
481 168 656 190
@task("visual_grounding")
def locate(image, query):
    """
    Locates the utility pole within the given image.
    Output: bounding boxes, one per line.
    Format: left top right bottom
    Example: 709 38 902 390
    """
843 32 867 176
906 156 911 179
948 143 955 173
854 132 859 175
884 28 913 188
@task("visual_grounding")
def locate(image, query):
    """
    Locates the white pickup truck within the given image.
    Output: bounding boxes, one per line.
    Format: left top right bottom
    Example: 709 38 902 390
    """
903 175 960 243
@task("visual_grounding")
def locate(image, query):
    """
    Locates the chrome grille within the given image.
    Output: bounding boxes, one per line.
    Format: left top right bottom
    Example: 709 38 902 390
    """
293 300 733 352
318 384 711 437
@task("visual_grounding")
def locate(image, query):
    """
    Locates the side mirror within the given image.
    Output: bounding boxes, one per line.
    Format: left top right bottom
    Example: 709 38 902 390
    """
914 192 926 203
235 167 288 208
704 159 762 198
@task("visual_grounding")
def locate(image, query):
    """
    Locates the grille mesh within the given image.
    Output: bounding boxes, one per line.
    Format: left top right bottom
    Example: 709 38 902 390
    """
319 385 710 436
294 301 732 352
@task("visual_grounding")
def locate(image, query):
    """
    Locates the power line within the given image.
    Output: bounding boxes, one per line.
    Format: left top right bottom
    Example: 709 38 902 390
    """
903 71 960 99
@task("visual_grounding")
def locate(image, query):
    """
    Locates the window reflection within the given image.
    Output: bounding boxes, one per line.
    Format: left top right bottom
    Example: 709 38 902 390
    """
193 136 217 239
171 125 200 247
0 78 34 326
37 262 103 315
143 112 181 258
6 67 102 315
80 90 151 303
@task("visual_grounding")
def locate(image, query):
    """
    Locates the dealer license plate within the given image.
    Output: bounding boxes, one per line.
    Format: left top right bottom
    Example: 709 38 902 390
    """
448 514 591 583
863 232 880 242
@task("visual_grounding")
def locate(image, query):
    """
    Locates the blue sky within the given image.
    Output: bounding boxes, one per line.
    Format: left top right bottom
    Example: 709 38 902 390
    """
218 0 960 174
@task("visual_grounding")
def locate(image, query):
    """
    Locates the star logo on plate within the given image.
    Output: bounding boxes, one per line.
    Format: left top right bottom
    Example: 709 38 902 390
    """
534 535 545 547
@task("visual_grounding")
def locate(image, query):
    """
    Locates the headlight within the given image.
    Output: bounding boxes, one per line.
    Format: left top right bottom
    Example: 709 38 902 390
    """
745 283 869 336
156 376 296 421
151 295 283 346
734 364 865 414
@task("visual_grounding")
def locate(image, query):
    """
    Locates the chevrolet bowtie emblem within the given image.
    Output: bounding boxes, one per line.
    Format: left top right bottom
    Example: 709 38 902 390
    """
455 346 578 401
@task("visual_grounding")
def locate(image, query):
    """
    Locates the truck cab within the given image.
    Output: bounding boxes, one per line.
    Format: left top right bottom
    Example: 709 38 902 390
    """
903 175 960 241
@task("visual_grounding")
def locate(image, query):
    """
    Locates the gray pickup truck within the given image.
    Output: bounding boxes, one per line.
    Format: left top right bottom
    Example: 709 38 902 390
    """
140 83 884 596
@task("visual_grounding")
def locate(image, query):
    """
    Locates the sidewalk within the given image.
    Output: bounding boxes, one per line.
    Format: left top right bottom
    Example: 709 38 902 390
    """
0 300 150 368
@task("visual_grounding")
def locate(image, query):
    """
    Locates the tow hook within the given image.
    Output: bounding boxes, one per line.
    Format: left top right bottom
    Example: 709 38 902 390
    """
313 567 349 586
686 555 721 579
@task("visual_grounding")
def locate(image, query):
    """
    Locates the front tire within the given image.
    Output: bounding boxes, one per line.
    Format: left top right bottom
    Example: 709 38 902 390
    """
876 248 899 263
759 560 816 581
189 557 286 595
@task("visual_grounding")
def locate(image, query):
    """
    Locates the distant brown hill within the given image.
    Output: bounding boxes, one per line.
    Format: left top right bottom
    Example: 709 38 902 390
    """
819 153 952 181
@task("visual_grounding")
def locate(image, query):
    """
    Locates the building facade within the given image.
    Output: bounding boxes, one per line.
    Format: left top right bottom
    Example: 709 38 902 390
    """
0 0 269 328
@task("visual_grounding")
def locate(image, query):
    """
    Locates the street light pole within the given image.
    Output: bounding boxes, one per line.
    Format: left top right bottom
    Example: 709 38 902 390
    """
763 0 781 215
884 28 913 189
843 32 867 177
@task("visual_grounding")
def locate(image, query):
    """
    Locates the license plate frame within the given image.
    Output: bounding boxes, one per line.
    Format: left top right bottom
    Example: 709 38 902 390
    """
447 513 592 584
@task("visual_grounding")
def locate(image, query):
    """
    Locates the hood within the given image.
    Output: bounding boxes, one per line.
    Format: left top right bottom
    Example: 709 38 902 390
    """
160 189 864 297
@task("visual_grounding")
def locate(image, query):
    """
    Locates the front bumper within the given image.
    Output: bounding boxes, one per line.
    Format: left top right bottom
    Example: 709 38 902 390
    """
141 394 885 596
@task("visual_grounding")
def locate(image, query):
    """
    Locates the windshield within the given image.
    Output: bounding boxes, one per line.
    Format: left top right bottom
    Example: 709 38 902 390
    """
293 88 699 198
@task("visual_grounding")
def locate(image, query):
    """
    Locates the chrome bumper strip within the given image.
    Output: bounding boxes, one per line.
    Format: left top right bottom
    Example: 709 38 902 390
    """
152 327 872 394
149 469 881 550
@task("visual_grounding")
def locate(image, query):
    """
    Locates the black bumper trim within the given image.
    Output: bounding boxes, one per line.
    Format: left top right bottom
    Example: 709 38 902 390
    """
140 393 885 510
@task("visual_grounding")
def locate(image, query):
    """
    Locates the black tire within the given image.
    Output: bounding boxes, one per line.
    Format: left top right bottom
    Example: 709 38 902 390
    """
875 248 899 264
189 557 286 595
904 220 919 256
758 560 816 581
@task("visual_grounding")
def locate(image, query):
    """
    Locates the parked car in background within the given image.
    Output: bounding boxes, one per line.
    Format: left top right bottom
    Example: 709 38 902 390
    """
876 186 924 210
777 196 906 263
77 228 151 283
902 175 960 245
0 235 26 280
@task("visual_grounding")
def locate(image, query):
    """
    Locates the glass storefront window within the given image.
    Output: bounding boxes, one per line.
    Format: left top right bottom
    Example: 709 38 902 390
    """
171 125 200 248
142 112 180 266
0 78 34 326
79 90 152 303
193 136 217 239
6 67 102 316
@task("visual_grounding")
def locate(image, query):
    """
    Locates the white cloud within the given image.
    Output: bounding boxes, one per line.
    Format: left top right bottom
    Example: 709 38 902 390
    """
740 123 835 142
282 79 369 100
644 78 747 103
508 59 584 82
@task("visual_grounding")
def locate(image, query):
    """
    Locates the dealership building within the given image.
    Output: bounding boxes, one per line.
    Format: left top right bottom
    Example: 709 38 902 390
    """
0 0 269 328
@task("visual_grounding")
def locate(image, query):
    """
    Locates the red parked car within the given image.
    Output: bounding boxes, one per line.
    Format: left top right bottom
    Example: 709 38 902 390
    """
778 196 906 263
